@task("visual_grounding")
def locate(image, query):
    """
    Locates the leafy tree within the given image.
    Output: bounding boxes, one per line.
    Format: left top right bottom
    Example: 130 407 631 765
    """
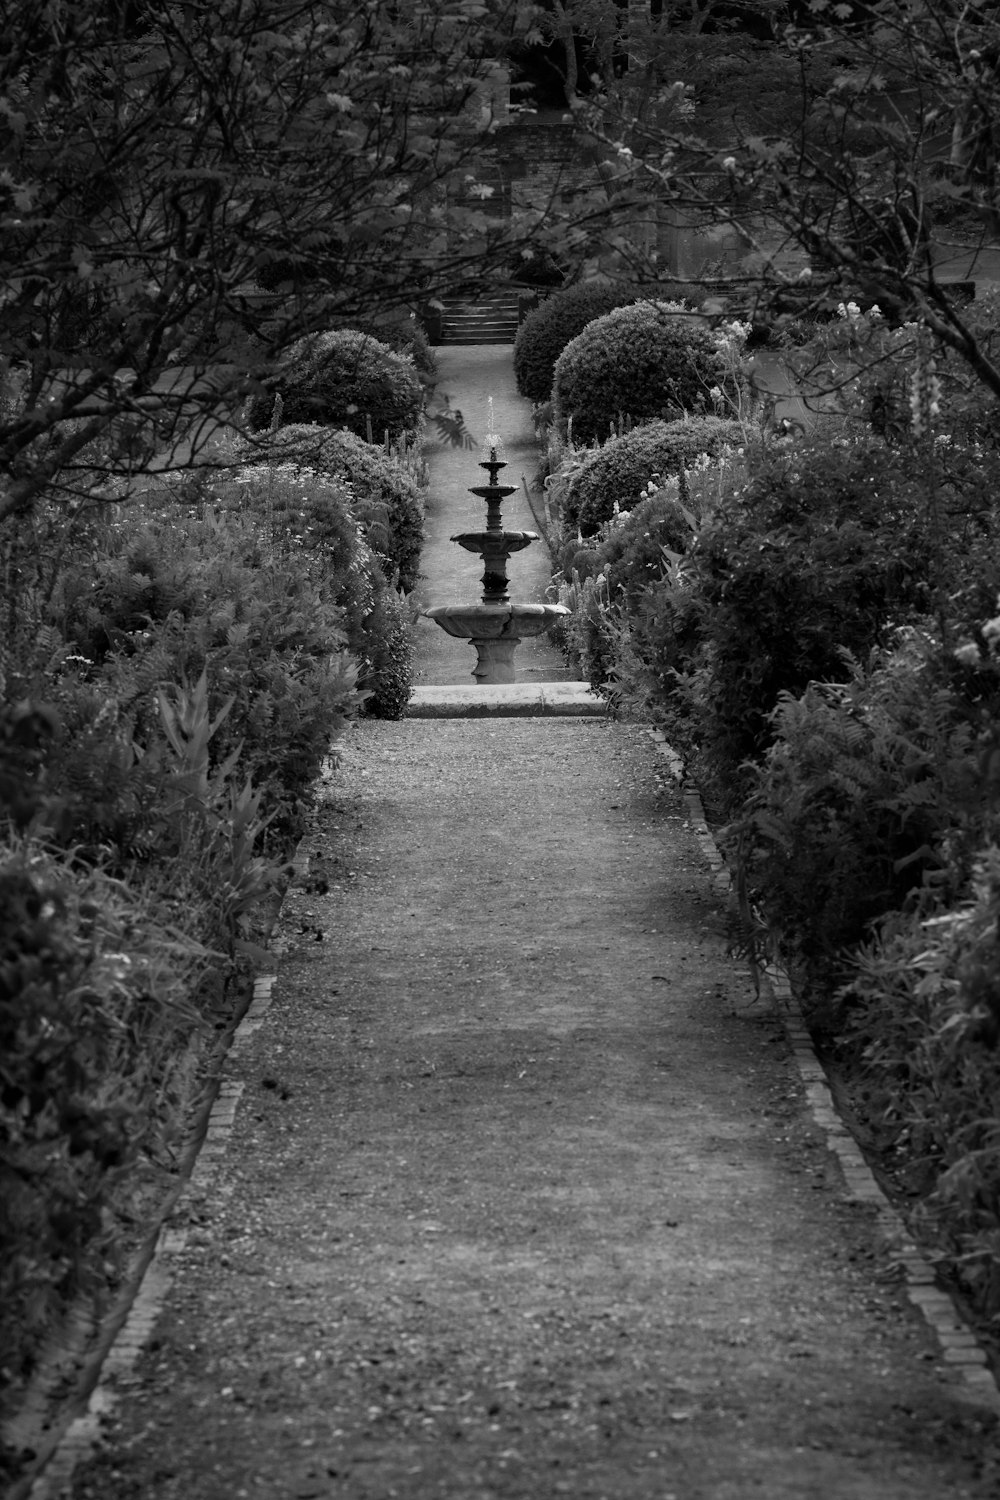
577 0 1000 403
0 0 604 519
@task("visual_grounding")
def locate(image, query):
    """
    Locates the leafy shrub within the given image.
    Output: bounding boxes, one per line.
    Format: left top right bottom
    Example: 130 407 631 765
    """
552 301 733 444
190 465 414 721
555 572 619 694
356 573 414 720
220 464 413 718
839 847 1000 1320
688 438 941 810
514 281 704 404
245 329 424 444
46 491 363 849
564 416 744 535
514 283 642 404
0 839 207 1399
777 296 1000 453
338 313 437 384
600 490 698 606
553 451 751 717
222 424 425 592
730 644 984 985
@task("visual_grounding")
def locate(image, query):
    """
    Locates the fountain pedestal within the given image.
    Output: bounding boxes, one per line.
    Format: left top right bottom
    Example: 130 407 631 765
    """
425 432 568 685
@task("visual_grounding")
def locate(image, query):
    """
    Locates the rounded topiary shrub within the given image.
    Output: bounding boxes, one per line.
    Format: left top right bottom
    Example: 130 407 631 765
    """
513 283 641 404
566 416 743 536
245 329 424 444
553 301 730 445
338 315 437 385
514 281 702 405
227 424 424 593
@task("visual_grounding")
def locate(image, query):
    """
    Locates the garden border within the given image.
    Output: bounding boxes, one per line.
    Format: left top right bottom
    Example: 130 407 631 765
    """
7 849 308 1500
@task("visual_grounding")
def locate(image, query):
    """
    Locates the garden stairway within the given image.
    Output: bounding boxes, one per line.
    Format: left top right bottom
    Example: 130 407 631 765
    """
437 290 522 345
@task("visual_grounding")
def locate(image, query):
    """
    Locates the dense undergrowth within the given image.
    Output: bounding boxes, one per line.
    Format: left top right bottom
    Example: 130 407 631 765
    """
0 329 428 1447
546 289 1000 1337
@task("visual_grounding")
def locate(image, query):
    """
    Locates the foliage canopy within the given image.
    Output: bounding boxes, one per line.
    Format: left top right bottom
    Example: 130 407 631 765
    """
0 0 603 517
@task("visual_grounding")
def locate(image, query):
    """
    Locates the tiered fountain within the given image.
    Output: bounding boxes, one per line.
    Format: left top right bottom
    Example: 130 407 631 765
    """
424 402 569 684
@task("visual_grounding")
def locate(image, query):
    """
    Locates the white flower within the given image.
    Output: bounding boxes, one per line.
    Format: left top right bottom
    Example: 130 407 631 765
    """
722 156 736 172
954 643 982 667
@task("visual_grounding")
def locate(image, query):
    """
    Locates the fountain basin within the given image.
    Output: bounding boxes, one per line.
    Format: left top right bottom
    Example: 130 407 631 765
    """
424 602 568 640
424 602 570 683
450 529 538 556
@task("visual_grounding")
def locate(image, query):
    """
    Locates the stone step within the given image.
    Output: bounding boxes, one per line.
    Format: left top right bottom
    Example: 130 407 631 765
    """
440 322 519 345
442 321 519 335
435 293 522 345
440 334 518 345
440 297 521 314
440 335 518 346
444 304 519 315
407 682 606 717
443 312 519 325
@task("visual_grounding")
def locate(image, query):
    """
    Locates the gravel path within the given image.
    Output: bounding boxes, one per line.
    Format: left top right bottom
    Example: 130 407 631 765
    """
56 345 1000 1500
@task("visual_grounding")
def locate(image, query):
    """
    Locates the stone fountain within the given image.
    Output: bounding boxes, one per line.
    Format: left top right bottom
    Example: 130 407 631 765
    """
424 404 569 684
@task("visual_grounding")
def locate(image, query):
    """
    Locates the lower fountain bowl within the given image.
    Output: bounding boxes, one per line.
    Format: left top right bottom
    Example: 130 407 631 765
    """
424 602 570 683
424 602 569 641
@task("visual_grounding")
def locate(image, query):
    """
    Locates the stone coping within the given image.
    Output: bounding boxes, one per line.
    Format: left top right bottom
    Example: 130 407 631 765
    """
405 681 606 717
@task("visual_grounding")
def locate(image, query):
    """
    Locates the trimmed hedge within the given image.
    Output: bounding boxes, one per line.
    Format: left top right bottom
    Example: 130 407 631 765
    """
689 438 940 808
338 315 437 384
566 416 744 535
208 462 414 720
553 301 728 445
226 424 425 593
245 329 424 444
514 283 641 404
513 281 701 405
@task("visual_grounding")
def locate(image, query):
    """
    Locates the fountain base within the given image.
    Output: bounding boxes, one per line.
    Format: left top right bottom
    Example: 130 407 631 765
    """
470 637 520 684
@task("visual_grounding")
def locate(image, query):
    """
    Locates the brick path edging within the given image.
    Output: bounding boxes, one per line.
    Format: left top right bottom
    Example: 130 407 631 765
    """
647 727 1000 1415
19 834 305 1500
